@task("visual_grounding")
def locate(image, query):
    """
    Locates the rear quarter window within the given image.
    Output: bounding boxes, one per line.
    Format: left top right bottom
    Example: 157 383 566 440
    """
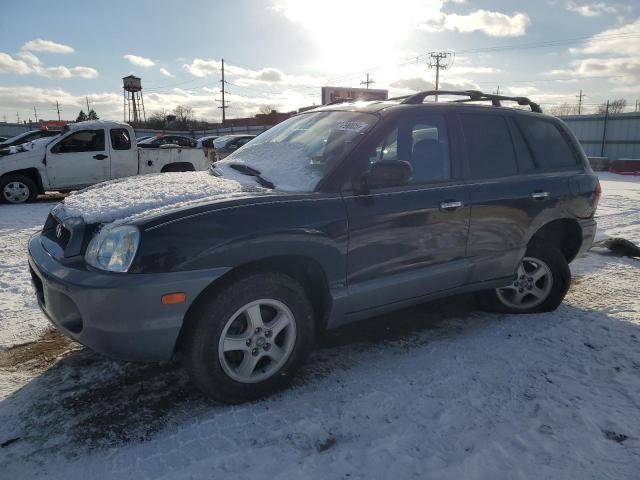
460 113 517 179
515 116 578 170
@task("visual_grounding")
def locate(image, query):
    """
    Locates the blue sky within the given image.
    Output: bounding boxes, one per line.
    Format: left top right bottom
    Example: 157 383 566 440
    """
0 0 638 123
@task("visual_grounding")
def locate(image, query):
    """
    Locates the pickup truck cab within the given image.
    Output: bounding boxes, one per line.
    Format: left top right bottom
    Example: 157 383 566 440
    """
28 91 600 403
0 120 209 204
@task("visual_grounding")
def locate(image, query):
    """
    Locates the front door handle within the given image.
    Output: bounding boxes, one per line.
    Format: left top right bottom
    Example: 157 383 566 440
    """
93 154 108 160
440 200 463 211
530 191 550 200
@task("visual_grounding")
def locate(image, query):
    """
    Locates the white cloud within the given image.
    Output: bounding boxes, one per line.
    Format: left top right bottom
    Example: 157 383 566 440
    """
159 67 174 77
21 38 74 54
248 68 285 82
124 54 155 68
570 18 640 56
550 18 640 85
566 1 617 16
0 51 98 78
182 58 248 77
0 53 32 75
443 10 530 37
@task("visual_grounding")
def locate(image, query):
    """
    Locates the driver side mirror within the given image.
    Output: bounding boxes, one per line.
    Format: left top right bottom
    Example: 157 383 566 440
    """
361 160 412 190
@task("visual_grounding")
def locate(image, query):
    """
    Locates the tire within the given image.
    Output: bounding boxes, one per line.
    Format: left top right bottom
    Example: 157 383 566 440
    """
0 174 38 204
181 270 315 403
477 243 571 314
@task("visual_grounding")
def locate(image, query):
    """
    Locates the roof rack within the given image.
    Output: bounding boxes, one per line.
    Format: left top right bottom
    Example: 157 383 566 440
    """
397 90 542 113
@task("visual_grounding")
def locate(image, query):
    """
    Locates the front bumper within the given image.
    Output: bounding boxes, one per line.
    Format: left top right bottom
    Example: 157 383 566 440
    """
28 233 230 362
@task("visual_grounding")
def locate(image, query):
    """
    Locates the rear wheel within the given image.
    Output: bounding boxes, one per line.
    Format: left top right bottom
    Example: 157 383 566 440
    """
182 271 315 403
478 243 570 313
0 174 38 204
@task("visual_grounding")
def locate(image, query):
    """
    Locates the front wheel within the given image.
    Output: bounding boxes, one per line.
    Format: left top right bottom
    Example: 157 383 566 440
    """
478 243 571 313
0 174 38 204
181 271 315 403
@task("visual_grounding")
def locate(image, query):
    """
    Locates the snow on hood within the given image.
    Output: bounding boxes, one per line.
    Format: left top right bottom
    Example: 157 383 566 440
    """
217 142 323 192
2 136 57 155
55 171 259 225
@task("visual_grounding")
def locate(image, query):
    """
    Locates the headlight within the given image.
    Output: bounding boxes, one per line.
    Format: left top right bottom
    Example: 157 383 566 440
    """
85 225 140 272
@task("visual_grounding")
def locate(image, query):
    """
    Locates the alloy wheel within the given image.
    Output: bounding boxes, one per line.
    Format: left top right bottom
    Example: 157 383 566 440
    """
496 256 553 310
218 299 297 383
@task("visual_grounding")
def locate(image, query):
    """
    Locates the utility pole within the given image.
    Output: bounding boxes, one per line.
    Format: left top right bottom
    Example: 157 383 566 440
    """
576 90 586 115
16 112 20 124
601 100 609 158
86 96 91 115
495 86 501 95
360 73 375 89
55 101 61 121
427 52 451 102
635 99 638 112
216 58 230 124
33 106 38 123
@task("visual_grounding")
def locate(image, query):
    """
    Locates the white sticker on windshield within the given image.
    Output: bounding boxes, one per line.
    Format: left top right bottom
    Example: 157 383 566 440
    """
335 120 369 132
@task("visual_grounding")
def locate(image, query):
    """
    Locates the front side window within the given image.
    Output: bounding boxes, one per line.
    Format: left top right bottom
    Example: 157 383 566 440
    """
52 129 105 154
110 128 131 150
460 114 517 179
366 115 450 184
515 117 578 170
215 111 377 191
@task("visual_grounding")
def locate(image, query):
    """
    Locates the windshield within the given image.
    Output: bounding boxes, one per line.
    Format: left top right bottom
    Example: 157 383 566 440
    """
213 136 233 149
215 111 377 191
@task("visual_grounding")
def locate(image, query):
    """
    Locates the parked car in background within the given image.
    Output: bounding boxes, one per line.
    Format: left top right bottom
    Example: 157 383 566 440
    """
0 136 8 143
136 135 153 143
212 134 256 160
27 91 600 403
0 129 61 148
0 120 210 203
138 134 197 149
196 135 220 149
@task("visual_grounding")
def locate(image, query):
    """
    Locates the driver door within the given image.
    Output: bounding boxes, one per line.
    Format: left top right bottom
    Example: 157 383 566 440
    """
342 112 471 313
47 128 110 188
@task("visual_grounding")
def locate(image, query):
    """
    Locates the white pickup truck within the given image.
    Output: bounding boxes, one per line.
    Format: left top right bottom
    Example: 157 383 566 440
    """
0 120 210 204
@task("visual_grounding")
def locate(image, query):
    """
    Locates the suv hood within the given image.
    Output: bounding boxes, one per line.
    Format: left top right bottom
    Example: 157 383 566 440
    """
54 171 265 225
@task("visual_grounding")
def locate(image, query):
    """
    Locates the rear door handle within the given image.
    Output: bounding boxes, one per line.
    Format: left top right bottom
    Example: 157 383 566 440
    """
93 154 108 160
530 191 550 200
440 200 463 211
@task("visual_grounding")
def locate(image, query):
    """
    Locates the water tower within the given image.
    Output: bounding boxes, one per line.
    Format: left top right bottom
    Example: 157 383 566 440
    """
122 75 146 123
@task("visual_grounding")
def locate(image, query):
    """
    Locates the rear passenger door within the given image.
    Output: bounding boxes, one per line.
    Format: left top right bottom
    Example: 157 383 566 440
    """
343 111 471 313
460 111 577 283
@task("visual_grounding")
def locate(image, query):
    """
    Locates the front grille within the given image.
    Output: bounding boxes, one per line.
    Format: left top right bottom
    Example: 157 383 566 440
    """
42 215 71 250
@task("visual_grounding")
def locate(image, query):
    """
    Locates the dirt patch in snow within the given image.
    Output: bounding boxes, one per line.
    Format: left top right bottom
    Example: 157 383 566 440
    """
0 329 75 371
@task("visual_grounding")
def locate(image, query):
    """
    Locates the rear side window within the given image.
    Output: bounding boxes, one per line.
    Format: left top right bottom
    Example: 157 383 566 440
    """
110 128 131 150
515 117 578 170
460 114 517 178
508 119 535 171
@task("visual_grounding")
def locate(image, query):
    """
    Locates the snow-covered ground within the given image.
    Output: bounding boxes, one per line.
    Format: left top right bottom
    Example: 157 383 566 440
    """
0 173 638 479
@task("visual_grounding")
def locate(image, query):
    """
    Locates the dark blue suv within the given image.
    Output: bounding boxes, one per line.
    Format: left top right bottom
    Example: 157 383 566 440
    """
28 90 600 403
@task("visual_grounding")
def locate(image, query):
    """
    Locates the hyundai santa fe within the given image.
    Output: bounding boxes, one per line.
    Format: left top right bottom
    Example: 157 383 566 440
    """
28 90 600 403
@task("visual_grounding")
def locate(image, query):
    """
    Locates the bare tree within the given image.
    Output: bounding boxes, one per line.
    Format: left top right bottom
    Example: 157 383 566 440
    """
546 103 579 117
259 104 276 115
598 98 627 114
146 109 169 129
173 105 194 126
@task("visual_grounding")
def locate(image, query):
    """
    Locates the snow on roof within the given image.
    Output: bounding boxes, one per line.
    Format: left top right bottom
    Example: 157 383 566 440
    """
55 171 256 225
67 120 131 131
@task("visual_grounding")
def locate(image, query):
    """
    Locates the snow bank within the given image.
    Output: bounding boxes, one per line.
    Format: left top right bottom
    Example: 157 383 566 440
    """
56 171 251 224
218 142 323 192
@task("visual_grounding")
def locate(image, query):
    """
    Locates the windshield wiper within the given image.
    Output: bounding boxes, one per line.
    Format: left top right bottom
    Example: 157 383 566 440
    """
228 163 274 189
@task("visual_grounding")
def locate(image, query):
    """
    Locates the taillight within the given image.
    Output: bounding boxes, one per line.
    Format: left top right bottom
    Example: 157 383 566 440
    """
594 178 602 211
